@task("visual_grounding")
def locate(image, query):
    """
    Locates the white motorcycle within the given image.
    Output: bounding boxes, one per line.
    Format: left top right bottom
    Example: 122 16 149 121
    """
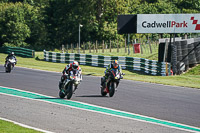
59 69 82 99
5 57 16 73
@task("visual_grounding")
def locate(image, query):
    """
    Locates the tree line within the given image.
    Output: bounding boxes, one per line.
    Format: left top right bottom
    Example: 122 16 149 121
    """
0 0 199 50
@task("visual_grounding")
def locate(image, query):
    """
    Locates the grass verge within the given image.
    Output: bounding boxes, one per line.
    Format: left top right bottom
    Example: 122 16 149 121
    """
0 119 42 133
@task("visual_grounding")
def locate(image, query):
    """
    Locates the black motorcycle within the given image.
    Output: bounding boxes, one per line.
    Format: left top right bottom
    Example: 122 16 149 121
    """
101 69 124 97
59 69 82 99
5 57 16 73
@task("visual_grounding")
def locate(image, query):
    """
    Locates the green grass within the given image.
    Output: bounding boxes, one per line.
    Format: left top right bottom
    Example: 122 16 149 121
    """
65 44 159 60
0 119 42 133
0 52 199 89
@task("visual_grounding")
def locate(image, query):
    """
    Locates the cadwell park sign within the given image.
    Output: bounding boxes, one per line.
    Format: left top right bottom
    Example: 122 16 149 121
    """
118 14 200 34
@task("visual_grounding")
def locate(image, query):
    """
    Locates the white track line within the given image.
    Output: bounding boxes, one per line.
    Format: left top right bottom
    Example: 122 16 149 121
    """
0 117 54 133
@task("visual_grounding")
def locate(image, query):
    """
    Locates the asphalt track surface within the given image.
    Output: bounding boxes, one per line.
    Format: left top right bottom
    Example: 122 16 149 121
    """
0 65 200 132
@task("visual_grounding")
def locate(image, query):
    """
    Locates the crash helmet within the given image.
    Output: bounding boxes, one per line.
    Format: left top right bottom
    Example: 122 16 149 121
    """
72 61 79 69
112 60 119 69
11 52 14 55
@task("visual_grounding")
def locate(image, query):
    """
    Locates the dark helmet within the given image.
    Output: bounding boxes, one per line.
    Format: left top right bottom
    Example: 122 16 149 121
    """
112 60 119 69
72 61 79 69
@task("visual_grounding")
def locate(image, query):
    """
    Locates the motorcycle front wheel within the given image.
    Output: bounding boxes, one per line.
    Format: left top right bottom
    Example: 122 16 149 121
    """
101 87 107 96
109 82 115 97
59 90 65 99
5 64 11 73
66 83 73 99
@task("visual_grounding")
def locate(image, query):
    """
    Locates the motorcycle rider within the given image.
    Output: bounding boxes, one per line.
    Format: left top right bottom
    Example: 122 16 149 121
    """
59 61 82 90
4 52 17 67
101 60 122 86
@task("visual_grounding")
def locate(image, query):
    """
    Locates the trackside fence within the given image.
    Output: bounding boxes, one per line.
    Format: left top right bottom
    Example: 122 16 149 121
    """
0 47 35 58
43 50 171 76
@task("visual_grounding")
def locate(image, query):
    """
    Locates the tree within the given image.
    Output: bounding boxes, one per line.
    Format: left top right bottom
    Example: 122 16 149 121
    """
0 2 46 49
0 2 31 47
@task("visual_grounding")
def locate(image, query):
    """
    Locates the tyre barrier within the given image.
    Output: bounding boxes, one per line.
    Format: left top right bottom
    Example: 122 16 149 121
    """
43 50 172 76
0 46 35 58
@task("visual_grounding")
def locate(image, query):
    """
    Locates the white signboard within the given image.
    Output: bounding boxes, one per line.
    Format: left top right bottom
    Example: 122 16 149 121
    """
137 14 200 33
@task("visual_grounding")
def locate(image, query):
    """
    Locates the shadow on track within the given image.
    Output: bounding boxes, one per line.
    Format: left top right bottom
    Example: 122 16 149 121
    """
35 97 61 100
76 94 108 98
0 71 6 73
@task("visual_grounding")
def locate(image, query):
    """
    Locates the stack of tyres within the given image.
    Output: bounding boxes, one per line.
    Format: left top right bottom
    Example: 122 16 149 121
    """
176 41 182 62
194 42 200 64
171 43 177 74
175 41 183 74
188 43 197 67
181 40 189 71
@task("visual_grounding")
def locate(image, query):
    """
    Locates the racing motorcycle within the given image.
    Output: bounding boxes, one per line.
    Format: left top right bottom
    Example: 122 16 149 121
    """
5 57 16 73
101 69 125 97
59 69 82 99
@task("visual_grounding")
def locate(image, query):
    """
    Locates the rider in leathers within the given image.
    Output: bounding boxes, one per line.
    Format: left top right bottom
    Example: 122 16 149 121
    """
59 61 82 90
101 60 122 86
4 52 17 67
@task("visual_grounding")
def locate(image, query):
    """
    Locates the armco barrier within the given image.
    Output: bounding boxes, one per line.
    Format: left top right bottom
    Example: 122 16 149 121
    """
0 47 35 58
44 50 171 76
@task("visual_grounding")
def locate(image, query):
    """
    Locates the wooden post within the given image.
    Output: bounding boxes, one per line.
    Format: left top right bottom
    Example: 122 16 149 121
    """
119 41 121 53
96 40 98 53
102 40 104 53
66 44 68 53
143 41 147 54
125 38 127 53
61 45 64 53
117 40 119 53
93 43 95 53
77 43 79 53
83 42 85 53
147 35 152 53
105 42 107 53
71 43 73 53
149 40 152 54
140 38 143 54
89 42 91 53
110 40 112 52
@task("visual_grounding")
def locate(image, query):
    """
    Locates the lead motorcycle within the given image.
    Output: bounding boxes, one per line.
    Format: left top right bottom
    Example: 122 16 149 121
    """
101 69 125 97
5 57 16 73
59 69 82 99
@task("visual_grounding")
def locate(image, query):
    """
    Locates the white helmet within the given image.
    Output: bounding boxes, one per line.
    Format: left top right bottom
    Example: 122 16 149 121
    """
72 61 79 69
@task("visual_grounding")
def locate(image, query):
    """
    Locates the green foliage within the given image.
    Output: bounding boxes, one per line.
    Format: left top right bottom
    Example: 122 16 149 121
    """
0 1 46 49
0 0 200 50
0 2 30 47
